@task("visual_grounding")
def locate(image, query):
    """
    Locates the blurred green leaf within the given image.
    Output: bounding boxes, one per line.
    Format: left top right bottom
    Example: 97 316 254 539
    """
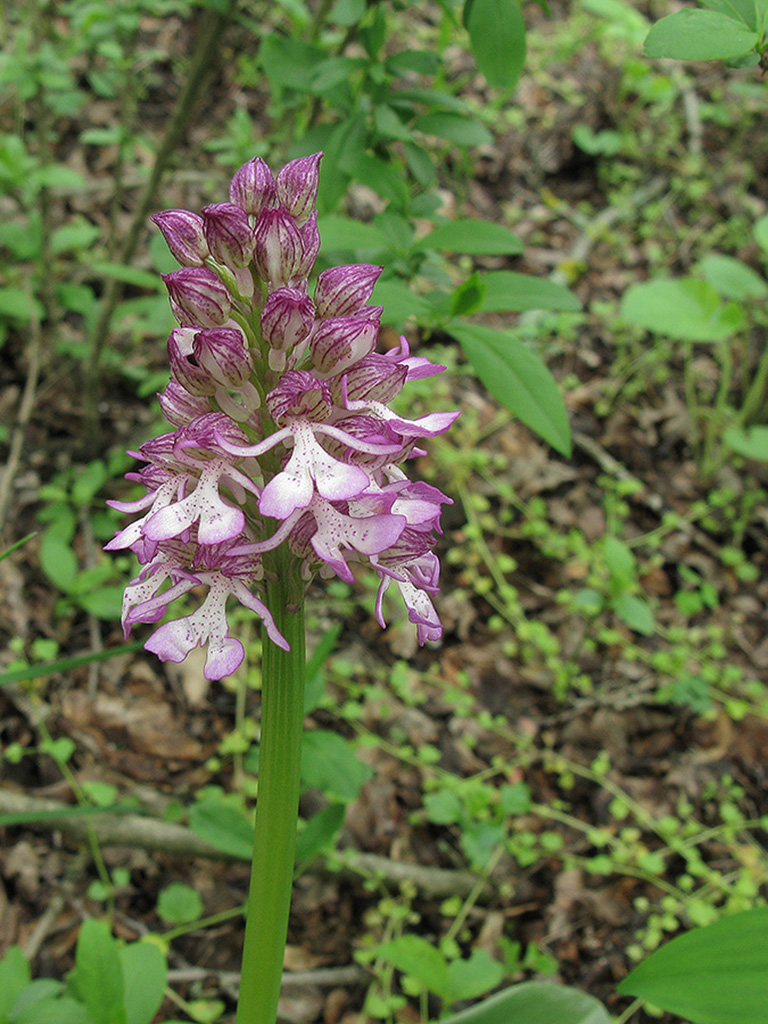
643 9 757 60
617 907 768 1024
421 220 523 256
120 942 167 1024
697 254 767 300
723 425 768 461
449 322 571 456
439 982 612 1024
464 0 526 90
414 112 493 147
157 884 204 925
621 278 745 341
478 271 580 312
302 730 373 802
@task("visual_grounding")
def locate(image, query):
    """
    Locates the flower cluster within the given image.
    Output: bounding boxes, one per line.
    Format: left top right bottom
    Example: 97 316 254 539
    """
108 154 458 679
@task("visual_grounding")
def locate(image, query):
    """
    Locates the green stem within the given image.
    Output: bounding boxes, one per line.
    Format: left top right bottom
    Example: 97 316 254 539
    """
236 549 306 1024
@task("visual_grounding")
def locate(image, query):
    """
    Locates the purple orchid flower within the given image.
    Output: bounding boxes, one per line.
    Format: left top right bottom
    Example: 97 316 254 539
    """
109 152 458 678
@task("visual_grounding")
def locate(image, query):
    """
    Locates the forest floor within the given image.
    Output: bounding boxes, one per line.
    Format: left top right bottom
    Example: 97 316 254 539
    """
1 4 768 1024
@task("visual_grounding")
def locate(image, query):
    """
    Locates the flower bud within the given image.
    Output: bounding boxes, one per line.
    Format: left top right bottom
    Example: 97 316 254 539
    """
162 268 232 327
201 202 255 267
295 212 321 279
193 328 253 388
266 370 332 424
158 380 213 426
151 209 209 266
276 153 322 225
310 311 381 377
252 208 303 286
334 353 407 404
229 156 277 215
260 287 315 353
314 264 382 319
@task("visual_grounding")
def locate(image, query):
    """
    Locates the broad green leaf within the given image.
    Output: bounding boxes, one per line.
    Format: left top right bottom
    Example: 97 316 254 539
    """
620 278 744 341
603 536 637 585
354 153 409 207
13 998 94 1024
371 279 436 325
51 220 101 255
414 112 493 147
450 273 487 317
478 271 581 312
295 802 346 863
377 935 449 1000
10 979 62 1017
700 0 756 28
78 585 136 621
308 56 365 94
447 949 504 1003
612 594 655 636
464 0 526 90
302 730 373 802
317 215 389 255
373 104 412 141
403 142 435 187
643 9 758 60
697 254 767 300
617 906 768 1024
755 213 768 252
0 946 31 1017
397 88 473 115
421 220 523 256
723 425 768 461
39 533 78 593
157 883 204 925
187 800 253 860
72 919 126 1024
259 35 325 90
449 322 571 456
386 50 440 76
0 287 45 323
120 942 167 1024
424 789 464 825
439 982 612 1024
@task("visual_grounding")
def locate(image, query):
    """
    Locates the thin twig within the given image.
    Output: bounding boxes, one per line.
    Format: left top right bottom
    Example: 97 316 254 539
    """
0 286 44 537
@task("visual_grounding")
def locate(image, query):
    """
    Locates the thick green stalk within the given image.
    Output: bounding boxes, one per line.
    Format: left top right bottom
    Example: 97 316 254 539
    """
236 549 306 1024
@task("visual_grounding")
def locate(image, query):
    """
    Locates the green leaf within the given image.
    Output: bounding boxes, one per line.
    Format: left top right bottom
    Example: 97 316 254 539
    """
157 883 204 925
371 279 436 325
0 946 31 1017
295 802 346 863
89 262 165 291
754 213 768 252
0 287 45 324
8 977 61 1019
617 907 768 1024
259 35 326 90
318 215 390 254
39 533 78 593
449 322 571 456
464 0 526 90
377 935 449 1000
602 536 637 584
120 942 167 1024
723 425 768 461
51 220 101 255
373 104 412 141
354 153 409 207
620 278 744 341
413 112 493 147
77 586 125 621
421 219 523 256
403 142 435 187
187 800 253 860
697 254 767 300
301 730 373 802
439 982 612 1024
700 0 756 29
385 50 441 76
13 998 94 1024
424 789 464 825
643 9 758 60
447 949 504 1003
71 919 127 1024
450 273 487 317
478 271 581 312
611 594 655 636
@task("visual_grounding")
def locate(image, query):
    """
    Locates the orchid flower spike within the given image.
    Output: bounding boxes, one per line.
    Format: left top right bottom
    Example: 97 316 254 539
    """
109 152 458 677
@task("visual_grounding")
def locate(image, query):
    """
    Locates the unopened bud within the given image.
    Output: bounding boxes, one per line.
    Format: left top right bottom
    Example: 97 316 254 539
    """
151 209 209 266
252 208 303 286
260 287 315 353
276 153 322 225
201 202 255 267
229 156 277 215
162 268 232 327
310 311 381 377
314 263 382 319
